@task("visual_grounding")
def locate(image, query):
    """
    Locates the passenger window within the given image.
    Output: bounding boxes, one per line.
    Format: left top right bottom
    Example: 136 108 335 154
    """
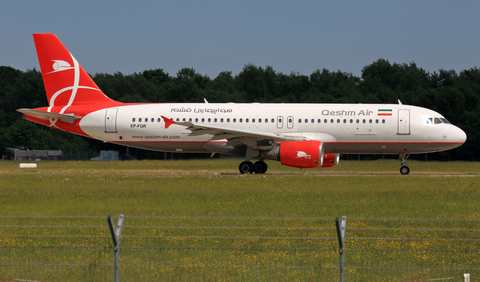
271 118 274 123
343 119 347 123
246 118 249 123
227 118 230 122
318 119 321 123
208 118 211 122
252 118 255 123
298 119 301 123
214 118 217 122
132 118 136 122
305 119 308 123
201 118 205 122
324 119 327 123
158 118 161 122
233 118 236 123
382 119 385 124
240 118 243 123
195 118 198 122
350 119 353 123
189 118 192 122
139 118 142 122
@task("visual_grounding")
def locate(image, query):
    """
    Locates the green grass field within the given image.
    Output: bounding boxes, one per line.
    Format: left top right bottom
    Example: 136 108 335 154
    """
0 159 479 281
0 159 479 218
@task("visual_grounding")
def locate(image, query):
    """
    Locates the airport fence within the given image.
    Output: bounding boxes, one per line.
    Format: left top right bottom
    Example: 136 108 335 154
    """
0 215 478 281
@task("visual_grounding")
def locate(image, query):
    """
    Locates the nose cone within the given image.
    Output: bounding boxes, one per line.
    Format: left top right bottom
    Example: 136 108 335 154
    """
455 126 467 144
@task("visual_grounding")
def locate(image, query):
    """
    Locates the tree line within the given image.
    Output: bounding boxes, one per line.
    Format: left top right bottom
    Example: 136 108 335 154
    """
1 59 479 160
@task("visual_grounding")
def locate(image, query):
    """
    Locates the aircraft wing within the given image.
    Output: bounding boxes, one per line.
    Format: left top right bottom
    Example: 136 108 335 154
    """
162 116 279 141
17 108 82 123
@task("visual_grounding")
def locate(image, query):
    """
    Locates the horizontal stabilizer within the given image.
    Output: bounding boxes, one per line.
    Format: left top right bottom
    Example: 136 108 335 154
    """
17 108 81 124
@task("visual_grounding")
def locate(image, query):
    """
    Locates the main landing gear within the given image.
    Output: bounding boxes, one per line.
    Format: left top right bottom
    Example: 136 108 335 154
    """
399 153 410 175
239 161 268 174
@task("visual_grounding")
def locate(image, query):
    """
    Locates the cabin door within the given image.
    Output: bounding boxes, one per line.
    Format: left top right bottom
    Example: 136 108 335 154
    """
397 109 410 135
105 108 118 133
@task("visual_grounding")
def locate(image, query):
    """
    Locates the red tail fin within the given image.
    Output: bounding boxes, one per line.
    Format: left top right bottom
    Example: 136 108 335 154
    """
33 33 118 111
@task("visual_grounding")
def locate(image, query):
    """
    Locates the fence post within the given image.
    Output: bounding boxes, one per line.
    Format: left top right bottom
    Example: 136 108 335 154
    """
108 214 124 282
335 216 347 282
464 273 470 282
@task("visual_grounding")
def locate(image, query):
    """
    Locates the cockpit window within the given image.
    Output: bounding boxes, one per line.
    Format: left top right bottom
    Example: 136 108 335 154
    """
427 117 451 125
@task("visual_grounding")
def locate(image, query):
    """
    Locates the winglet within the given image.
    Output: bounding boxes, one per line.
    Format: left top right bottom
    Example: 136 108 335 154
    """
161 116 176 129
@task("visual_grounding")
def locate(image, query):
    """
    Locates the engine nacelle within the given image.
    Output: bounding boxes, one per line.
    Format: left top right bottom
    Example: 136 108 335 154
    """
262 140 324 168
321 153 341 167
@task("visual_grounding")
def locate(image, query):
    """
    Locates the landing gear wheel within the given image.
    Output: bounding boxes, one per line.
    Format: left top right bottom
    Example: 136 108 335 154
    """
400 166 410 175
253 161 268 174
399 153 410 175
239 161 254 174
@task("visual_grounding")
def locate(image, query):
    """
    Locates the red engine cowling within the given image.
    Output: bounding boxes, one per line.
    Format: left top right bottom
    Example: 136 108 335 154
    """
279 140 324 168
321 153 341 167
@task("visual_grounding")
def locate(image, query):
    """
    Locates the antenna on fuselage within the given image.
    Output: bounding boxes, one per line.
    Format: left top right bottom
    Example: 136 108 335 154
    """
398 99 403 105
204 98 209 103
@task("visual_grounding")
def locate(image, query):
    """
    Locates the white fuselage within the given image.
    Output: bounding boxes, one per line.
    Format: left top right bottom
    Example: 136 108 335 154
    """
79 103 466 155
23 33 468 174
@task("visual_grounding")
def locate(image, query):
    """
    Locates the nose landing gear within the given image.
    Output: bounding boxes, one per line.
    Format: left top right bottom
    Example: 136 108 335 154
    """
399 153 410 175
400 165 410 175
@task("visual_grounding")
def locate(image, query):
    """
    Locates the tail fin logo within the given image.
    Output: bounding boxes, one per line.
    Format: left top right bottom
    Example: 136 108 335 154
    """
48 60 74 74
46 54 100 115
46 54 100 129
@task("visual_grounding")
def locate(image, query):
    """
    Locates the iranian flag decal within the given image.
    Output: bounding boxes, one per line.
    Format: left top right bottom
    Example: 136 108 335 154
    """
378 109 392 116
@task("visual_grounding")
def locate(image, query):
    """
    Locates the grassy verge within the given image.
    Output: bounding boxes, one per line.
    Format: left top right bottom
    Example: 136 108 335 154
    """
0 159 479 217
0 159 478 280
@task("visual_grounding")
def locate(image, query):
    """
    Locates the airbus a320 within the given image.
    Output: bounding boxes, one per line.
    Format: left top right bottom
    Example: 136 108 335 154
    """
18 34 467 175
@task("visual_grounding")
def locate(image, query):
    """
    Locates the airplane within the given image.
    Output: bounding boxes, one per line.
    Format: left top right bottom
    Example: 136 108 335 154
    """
18 33 467 175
